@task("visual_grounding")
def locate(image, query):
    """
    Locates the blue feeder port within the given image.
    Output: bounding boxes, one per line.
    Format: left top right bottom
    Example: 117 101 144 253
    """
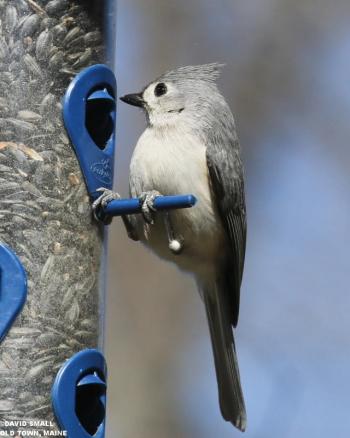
0 244 27 344
52 349 107 438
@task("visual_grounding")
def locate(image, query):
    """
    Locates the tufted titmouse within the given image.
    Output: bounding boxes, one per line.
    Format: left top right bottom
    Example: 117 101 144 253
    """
95 64 247 431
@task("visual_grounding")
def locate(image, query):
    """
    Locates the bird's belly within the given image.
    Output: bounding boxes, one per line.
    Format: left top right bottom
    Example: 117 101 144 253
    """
129 130 225 275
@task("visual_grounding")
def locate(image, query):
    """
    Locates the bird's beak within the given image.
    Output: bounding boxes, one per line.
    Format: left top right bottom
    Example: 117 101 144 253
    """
120 93 145 108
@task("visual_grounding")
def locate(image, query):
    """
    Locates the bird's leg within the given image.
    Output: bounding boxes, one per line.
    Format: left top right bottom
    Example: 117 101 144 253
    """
139 190 184 254
163 211 184 255
121 213 139 241
92 188 139 240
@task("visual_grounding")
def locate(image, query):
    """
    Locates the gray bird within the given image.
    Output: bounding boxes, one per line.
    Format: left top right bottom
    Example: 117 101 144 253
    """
95 63 247 431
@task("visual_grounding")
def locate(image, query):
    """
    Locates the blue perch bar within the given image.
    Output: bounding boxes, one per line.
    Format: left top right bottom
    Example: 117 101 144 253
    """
103 194 197 217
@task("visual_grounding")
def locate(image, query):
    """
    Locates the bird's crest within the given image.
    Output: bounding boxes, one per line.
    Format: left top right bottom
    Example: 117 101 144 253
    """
159 63 225 84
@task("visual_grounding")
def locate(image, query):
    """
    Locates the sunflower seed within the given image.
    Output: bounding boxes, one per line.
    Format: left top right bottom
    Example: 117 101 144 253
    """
8 60 19 72
8 327 41 337
0 72 11 83
52 23 66 41
66 35 85 50
46 0 70 16
36 29 52 60
6 118 35 133
62 26 81 44
40 17 57 31
20 14 40 37
16 0 30 13
66 51 82 62
73 48 92 68
0 400 14 412
5 5 17 33
26 362 52 381
0 36 8 59
67 299 80 322
39 93 55 114
17 110 42 122
23 53 43 77
80 318 97 331
48 45 58 57
36 333 58 346
48 50 64 69
10 40 24 58
84 31 101 45
26 0 46 16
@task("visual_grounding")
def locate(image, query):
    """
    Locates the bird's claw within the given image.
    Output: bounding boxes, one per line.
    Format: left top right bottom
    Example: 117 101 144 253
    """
140 190 161 224
93 188 121 209
92 187 121 223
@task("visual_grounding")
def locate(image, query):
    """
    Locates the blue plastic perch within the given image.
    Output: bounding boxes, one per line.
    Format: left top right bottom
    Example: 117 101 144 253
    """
102 194 197 217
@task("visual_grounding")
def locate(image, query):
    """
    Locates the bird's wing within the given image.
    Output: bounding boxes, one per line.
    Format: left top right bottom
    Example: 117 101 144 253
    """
205 118 246 328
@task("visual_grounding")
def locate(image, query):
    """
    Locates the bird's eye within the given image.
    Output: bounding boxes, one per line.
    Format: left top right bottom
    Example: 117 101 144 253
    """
154 82 167 97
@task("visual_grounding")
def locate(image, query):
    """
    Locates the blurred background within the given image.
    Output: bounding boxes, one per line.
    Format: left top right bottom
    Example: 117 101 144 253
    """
105 0 350 437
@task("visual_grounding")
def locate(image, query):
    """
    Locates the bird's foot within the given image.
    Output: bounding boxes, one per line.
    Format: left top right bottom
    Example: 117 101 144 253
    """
93 187 121 209
92 187 121 223
139 190 161 224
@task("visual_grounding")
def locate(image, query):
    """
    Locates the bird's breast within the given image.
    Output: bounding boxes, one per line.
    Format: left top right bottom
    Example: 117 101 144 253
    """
130 128 208 197
129 127 225 273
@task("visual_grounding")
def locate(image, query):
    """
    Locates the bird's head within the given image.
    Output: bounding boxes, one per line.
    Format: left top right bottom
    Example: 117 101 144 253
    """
120 63 225 128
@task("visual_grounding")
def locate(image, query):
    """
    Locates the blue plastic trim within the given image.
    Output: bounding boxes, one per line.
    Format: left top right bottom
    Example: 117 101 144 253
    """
77 372 106 388
103 194 197 217
52 349 107 438
87 89 115 104
0 244 27 343
63 64 116 199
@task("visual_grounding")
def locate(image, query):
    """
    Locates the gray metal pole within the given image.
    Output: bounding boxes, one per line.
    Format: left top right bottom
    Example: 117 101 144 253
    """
0 0 113 434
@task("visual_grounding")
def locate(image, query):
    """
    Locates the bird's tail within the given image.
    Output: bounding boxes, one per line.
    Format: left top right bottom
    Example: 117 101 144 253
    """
202 280 247 431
